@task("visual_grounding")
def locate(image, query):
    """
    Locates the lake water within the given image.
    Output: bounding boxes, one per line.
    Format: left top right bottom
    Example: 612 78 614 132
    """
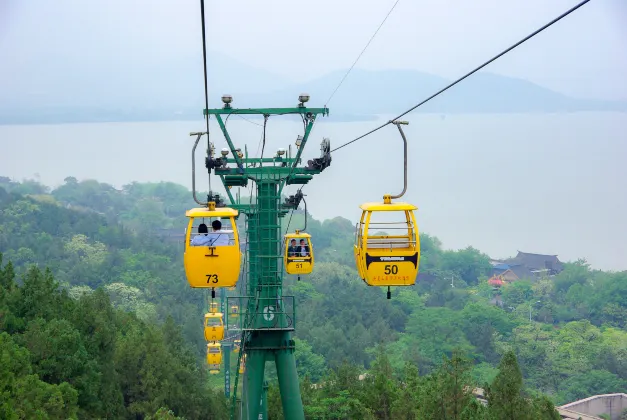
1 112 626 271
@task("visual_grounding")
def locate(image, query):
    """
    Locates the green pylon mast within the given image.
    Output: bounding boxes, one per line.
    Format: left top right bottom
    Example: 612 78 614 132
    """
202 96 331 420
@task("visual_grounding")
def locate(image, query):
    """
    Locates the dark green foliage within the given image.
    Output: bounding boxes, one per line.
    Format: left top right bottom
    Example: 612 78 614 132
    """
0 256 227 419
267 351 561 420
484 351 563 420
557 370 627 404
0 332 79 419
417 351 477 420
485 351 530 419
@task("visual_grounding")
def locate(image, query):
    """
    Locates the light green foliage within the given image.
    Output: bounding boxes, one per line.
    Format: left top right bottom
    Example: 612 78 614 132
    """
439 246 492 286
68 285 93 300
460 302 518 363
471 362 499 387
105 282 157 322
146 407 185 420
64 234 108 266
418 233 443 270
294 338 327 382
532 278 554 301
2 198 40 218
404 307 475 368
557 370 627 404
501 280 533 307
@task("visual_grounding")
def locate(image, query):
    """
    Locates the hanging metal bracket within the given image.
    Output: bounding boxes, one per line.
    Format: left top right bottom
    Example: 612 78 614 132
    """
384 120 409 203
190 132 208 206
190 132 226 208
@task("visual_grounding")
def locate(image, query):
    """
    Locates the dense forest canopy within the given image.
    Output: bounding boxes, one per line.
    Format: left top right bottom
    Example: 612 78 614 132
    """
1 176 626 419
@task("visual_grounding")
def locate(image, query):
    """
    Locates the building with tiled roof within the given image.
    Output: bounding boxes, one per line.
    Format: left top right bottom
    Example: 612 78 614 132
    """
504 251 564 276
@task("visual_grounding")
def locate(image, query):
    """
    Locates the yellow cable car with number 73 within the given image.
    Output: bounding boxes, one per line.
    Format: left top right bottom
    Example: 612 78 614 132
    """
184 204 240 292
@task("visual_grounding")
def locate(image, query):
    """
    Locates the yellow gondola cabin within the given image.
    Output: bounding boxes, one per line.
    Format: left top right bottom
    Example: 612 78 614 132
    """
204 312 224 342
208 365 220 375
354 199 420 288
284 231 314 275
239 354 246 374
184 205 240 289
206 342 222 365
233 339 241 353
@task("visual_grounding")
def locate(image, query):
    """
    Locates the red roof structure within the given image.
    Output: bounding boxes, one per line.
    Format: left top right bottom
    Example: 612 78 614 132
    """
488 276 505 287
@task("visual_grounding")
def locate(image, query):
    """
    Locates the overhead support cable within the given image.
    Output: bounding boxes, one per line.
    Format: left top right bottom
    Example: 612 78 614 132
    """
199 0 211 192
199 0 210 139
283 1 402 235
330 0 593 153
325 0 402 107
284 0 592 235
237 115 264 127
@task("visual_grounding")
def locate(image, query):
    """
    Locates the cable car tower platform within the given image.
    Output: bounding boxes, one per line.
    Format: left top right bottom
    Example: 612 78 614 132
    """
198 96 331 420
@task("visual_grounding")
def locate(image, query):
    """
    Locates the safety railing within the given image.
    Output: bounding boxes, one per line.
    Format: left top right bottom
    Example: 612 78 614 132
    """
226 296 295 331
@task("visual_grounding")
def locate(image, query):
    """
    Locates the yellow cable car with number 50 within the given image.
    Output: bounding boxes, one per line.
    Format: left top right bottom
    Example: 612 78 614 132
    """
353 121 421 299
184 203 240 293
354 200 420 288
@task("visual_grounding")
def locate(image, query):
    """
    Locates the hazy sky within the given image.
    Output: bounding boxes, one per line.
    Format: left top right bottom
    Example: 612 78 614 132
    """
1 0 626 100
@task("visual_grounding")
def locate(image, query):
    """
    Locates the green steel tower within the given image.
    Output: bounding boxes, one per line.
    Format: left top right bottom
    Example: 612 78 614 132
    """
198 95 331 420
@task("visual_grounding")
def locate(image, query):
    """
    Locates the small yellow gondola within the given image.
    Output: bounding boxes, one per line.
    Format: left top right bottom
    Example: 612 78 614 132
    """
239 354 246 374
184 204 240 289
204 312 225 342
206 342 222 365
354 197 420 288
233 339 241 353
208 364 220 374
284 231 314 275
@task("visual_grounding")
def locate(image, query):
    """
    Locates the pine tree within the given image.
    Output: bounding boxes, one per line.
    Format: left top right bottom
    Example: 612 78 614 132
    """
361 346 399 420
486 351 532 420
419 351 478 420
391 362 421 420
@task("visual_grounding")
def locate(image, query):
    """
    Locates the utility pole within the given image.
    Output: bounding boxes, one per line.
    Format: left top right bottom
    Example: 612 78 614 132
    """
203 95 331 420
529 300 541 322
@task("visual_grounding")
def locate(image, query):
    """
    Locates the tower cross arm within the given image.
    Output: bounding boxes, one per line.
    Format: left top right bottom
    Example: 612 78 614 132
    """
203 107 329 116
214 167 322 177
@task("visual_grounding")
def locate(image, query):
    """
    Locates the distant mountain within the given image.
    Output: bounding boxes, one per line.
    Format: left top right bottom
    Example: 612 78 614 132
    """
1 52 625 125
252 69 627 116
0 49 289 112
